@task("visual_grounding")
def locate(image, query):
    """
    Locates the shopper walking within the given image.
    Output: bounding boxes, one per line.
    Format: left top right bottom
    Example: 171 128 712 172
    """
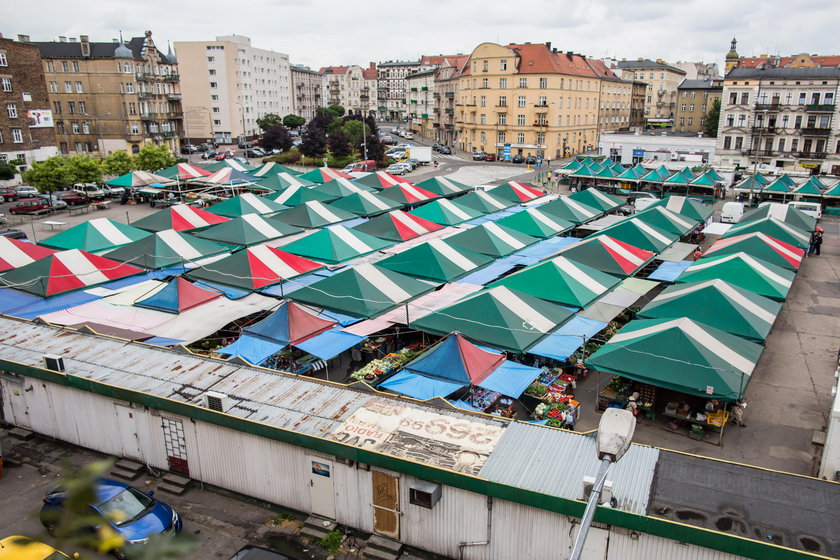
731 400 747 427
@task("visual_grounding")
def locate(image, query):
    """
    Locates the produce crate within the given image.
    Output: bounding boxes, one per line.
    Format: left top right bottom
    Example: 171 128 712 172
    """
689 425 705 440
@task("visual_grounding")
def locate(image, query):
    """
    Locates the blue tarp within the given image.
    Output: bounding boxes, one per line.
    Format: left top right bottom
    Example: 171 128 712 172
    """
455 257 520 286
261 269 338 297
464 207 524 226
449 399 483 412
294 327 365 360
527 316 609 360
242 304 294 346
191 280 251 300
135 279 182 313
648 260 694 282
142 336 184 347
379 370 465 400
217 334 285 365
0 289 101 320
512 236 580 261
327 217 368 229
479 360 542 396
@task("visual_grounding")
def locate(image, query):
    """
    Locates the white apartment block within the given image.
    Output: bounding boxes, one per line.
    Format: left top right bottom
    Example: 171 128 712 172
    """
378 60 421 121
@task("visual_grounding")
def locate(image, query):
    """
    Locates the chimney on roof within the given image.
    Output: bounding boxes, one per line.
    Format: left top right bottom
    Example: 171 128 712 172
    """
69 37 77 42
17 34 30 43
59 36 67 42
112 38 118 43
80 35 90 57
545 41 551 49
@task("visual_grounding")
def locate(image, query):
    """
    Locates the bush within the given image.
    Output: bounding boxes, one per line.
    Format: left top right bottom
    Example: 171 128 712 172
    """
0 162 17 180
264 150 302 165
317 529 342 555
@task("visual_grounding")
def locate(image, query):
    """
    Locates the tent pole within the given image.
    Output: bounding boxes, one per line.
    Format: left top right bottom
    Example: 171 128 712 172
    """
405 302 410 325
719 402 727 447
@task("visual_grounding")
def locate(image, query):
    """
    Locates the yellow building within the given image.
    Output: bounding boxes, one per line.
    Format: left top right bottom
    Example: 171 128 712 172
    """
675 80 722 134
456 42 619 160
615 59 687 128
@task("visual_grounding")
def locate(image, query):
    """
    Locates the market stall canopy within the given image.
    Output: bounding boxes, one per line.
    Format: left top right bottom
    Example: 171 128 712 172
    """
200 167 260 186
586 317 763 402
247 301 336 345
569 187 623 212
569 165 595 178
407 198 483 225
493 208 575 238
487 255 621 309
313 177 377 198
376 238 493 282
589 218 678 253
702 232 804 271
631 206 699 237
663 171 691 185
297 167 354 183
132 203 230 232
637 279 782 343
201 159 258 173
256 172 317 192
193 213 302 247
676 252 794 301
185 245 323 291
326 190 402 217
288 262 438 318
739 203 817 233
537 196 602 224
264 183 335 206
350 210 443 242
705 168 724 181
455 190 517 214
720 217 811 250
0 238 57 272
689 171 718 188
488 181 546 202
616 167 643 181
646 196 714 222
272 200 358 228
0 249 144 298
413 176 472 197
763 177 793 194
134 276 222 314
251 162 301 177
206 192 288 217
40 218 151 253
156 162 213 180
444 222 539 258
552 234 655 277
376 183 440 206
638 166 670 183
411 285 575 354
793 180 824 196
103 229 231 270
281 225 394 264
105 170 175 187
798 175 827 192
561 159 582 171
354 170 413 189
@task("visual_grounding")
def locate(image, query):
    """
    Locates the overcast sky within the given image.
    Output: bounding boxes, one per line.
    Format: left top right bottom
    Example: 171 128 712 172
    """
5 0 838 71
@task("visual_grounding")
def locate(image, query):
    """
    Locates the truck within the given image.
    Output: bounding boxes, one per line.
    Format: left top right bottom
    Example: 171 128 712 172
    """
408 146 432 165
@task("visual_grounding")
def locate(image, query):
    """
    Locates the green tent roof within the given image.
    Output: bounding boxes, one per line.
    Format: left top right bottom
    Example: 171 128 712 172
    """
455 190 516 214
734 176 764 192
104 229 232 269
721 217 811 250
444 222 539 258
663 171 691 185
739 203 817 232
281 225 393 264
569 187 623 212
754 172 769 185
676 252 794 301
411 286 575 354
254 173 316 192
561 160 582 171
193 213 303 247
326 191 402 217
616 167 642 181
105 170 174 187
376 238 493 282
201 160 258 173
538 197 603 224
586 317 763 402
793 181 824 196
824 182 840 198
264 184 336 206
40 218 151 253
296 167 353 183
206 193 289 217
638 168 664 183
632 163 647 175
638 279 781 343
705 168 724 181
763 178 793 193
591 217 677 253
493 208 574 238
554 235 654 276
801 176 826 191
632 206 699 236
349 210 443 242
569 165 595 177
488 255 621 308
578 156 597 167
646 196 713 222
185 245 323 291
777 173 797 187
702 232 804 271
313 177 376 199
689 172 717 187
289 263 437 318
413 176 472 197
408 198 483 225
251 162 301 177
594 166 618 178
680 166 696 180
272 200 359 228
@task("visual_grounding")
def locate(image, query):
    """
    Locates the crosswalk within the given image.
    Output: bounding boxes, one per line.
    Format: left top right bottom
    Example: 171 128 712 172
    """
434 154 464 161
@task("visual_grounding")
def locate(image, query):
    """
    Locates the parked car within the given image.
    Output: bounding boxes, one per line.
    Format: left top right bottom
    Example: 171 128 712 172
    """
103 185 125 198
403 132 414 140
432 143 443 152
228 545 302 560
438 146 452 155
0 535 77 560
386 163 411 175
180 144 197 154
381 135 396 145
215 151 231 161
524 155 537 165
626 191 658 206
342 160 377 173
40 478 182 559
472 151 487 161
72 183 106 201
36 193 68 210
13 185 39 197
237 141 254 149
387 151 408 161
243 148 266 158
0 188 18 201
405 158 420 169
54 191 89 206
484 154 497 162
201 150 217 160
0 228 27 239
511 154 525 164
8 198 54 215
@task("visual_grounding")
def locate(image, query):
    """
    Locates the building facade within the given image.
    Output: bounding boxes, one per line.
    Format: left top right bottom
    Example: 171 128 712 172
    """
615 59 687 128
406 68 436 140
675 80 722 134
629 81 647 128
320 64 377 116
433 65 460 148
290 65 324 121
175 35 291 145
0 36 58 168
673 61 721 81
34 31 181 157
589 59 633 133
377 60 420 121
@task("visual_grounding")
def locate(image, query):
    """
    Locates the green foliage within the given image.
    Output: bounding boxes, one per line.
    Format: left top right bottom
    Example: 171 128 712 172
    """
327 129 352 158
704 99 721 137
265 150 302 164
262 125 292 153
299 124 327 158
282 114 306 129
0 162 17 180
23 155 103 192
8 158 25 167
256 113 283 131
135 143 178 172
102 150 137 176
317 529 343 555
342 119 365 150
327 104 345 118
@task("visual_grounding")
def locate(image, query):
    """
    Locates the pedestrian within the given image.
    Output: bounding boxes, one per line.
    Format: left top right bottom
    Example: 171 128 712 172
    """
731 400 747 427
694 250 703 261
810 227 824 256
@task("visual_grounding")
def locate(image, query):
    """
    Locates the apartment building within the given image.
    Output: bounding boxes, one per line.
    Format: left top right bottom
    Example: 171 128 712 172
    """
673 61 721 81
175 35 291 145
0 36 58 167
433 65 461 147
675 80 722 135
377 60 420 121
588 59 633 133
320 63 377 116
33 31 181 157
406 68 436 139
615 59 687 128
290 65 324 120
456 42 616 160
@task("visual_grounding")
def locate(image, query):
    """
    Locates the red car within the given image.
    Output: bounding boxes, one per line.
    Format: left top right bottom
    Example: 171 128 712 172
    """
55 191 89 205
215 150 235 161
0 188 17 202
8 197 54 215
484 154 497 162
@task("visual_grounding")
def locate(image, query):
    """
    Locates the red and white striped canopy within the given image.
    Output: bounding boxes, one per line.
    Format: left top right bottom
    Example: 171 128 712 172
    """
0 237 58 272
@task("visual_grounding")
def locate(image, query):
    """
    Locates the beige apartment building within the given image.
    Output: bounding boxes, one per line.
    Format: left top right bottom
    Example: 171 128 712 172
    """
175 35 291 145
34 31 182 157
675 79 722 134
320 64 377 115
615 59 687 128
290 64 324 120
406 68 436 139
433 65 460 147
456 42 618 160
377 60 420 121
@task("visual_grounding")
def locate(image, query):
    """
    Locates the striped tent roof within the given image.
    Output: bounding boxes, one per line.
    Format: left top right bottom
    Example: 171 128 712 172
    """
377 183 440 206
538 197 603 224
251 162 301 177
40 218 151 253
721 217 811 250
272 200 359 228
206 193 289 218
105 170 175 187
132 203 230 232
326 190 402 217
254 172 317 192
591 218 678 253
186 245 323 291
489 181 546 202
444 222 539 258
156 162 213 180
455 190 517 214
569 187 623 212
553 234 655 277
413 176 472 197
354 170 413 189
201 159 258 173
281 225 393 264
297 167 354 183
264 184 336 206
104 229 231 270
408 198 483 225
376 238 493 282
493 208 575 238
200 167 259 185
193 213 303 247
702 232 804 271
676 252 794 301
351 210 444 242
632 206 700 237
313 177 377 198
739 203 817 232
646 196 713 222
0 237 58 272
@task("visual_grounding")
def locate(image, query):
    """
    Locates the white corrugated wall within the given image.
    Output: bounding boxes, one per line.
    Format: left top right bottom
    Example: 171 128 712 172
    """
608 530 748 560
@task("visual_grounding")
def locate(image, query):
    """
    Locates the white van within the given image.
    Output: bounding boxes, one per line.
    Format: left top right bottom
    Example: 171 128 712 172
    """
720 201 744 224
787 201 822 221
73 183 106 201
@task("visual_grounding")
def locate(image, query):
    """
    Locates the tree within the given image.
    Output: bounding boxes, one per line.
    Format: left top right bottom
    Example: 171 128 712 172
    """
327 129 352 158
136 143 178 171
365 133 385 162
326 104 345 118
282 114 306 129
0 161 17 180
704 99 721 137
102 150 136 176
364 114 378 137
256 113 282 131
23 155 102 192
262 125 293 153
299 122 327 157
342 119 365 152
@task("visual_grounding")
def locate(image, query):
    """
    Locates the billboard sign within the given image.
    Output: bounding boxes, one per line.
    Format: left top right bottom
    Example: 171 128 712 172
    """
27 110 54 128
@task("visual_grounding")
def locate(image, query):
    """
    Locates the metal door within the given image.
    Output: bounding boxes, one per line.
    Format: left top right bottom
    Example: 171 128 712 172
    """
1 380 31 429
308 456 336 519
161 417 189 476
371 470 400 539
114 404 142 460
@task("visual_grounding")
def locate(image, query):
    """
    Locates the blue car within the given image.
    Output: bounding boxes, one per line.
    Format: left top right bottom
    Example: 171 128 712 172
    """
40 477 182 558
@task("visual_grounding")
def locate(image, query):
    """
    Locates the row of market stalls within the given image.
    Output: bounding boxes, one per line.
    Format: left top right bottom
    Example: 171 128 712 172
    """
730 172 840 206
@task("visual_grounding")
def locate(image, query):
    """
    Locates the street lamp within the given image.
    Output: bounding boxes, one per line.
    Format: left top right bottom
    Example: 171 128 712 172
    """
568 408 636 560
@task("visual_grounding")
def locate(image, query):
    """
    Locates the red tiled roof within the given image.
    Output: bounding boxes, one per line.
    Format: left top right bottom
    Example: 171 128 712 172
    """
510 43 601 77
586 58 623 81
319 65 348 75
420 55 469 68
736 55 840 68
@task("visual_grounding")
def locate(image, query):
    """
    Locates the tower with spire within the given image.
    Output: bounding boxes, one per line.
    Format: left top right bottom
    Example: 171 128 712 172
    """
725 38 740 71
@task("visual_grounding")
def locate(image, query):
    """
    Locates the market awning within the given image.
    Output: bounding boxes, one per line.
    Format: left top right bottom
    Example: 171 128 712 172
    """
350 210 443 242
376 238 493 282
206 193 288 217
185 245 323 291
633 206 699 237
676 252 794 301
193 213 303 247
592 218 678 253
297 167 354 183
720 217 811 250
314 177 377 198
354 171 413 190
569 187 623 212
156 163 213 180
264 183 335 206
106 170 175 187
552 235 654 277
281 225 394 264
251 162 301 177
493 208 574 238
488 182 547 202
407 198 483 225
326 190 402 217
537 197 603 224
456 190 517 214
647 196 714 223
413 176 472 197
739 203 817 233
135 277 221 314
132 204 230 232
702 232 804 270
40 218 151 253
377 183 440 206
0 237 57 272
272 200 359 228
527 316 608 361
104 229 231 270
444 222 539 258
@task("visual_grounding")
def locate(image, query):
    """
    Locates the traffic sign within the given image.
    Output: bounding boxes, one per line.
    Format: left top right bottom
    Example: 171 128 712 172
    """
536 156 543 168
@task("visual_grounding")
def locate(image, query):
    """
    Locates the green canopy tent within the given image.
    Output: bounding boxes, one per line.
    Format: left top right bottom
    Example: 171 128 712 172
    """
263 184 336 206
578 156 597 167
297 167 354 184
185 245 323 291
568 165 595 179
537 197 602 224
615 167 642 181
793 180 824 198
350 210 443 242
701 232 804 271
646 196 713 222
408 198 483 225
689 172 717 188
552 234 655 277
40 218 151 253
676 252 794 301
271 200 359 228
326 190 402 217
680 166 696 180
281 225 394 264
721 217 811 250
705 168 724 182
762 178 793 197
200 159 258 173
410 286 575 354
777 173 797 188
251 162 301 177
738 203 817 232
637 279 782 343
586 317 763 402
353 171 414 190
487 255 621 308
252 173 314 192
288 262 438 319
799 176 826 192
444 222 539 258
590 217 678 253
413 176 472 197
638 168 666 183
455 190 516 214
561 159 582 171
105 170 175 188
569 187 623 212
633 206 699 237
104 229 231 270
206 193 289 218
493 208 575 238
376 238 493 282
193 213 303 247
663 171 691 185
313 177 377 199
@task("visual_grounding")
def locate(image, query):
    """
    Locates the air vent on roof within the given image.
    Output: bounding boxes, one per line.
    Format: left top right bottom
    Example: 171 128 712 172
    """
583 475 613 504
43 354 65 372
409 479 442 509
203 391 233 412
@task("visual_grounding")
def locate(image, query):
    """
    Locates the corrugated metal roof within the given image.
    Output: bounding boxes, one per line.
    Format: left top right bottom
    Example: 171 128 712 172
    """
478 422 659 515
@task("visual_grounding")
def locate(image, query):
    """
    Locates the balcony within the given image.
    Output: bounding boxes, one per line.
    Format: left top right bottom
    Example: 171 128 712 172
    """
169 112 183 119
135 72 153 81
167 93 182 101
162 131 176 137
797 151 827 159
445 92 455 98
754 103 780 111
138 91 154 99
140 112 157 121
806 104 835 112
800 127 831 136
162 74 180 82
445 108 454 113
533 122 549 127
751 126 776 134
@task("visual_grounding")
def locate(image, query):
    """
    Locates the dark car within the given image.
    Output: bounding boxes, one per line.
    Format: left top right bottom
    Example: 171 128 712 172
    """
243 148 267 158
0 228 27 239
511 154 525 164
55 190 90 206
8 198 54 215
472 151 487 161
524 155 537 165
180 144 197 154
484 154 497 162
432 143 443 152
201 150 217 160
229 545 302 560
438 146 451 154
237 141 254 149
0 188 18 201
40 478 182 559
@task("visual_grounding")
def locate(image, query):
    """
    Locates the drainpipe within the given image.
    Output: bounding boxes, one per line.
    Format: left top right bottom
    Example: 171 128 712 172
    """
458 496 493 560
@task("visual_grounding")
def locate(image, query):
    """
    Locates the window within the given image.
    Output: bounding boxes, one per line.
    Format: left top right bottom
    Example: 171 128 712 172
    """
497 132 505 143
794 115 802 129
123 62 132 73
660 72 664 80
517 133 525 143
64 81 72 93
682 92 688 98
11 128 23 143
740 92 749 104
482 60 488 72
536 132 545 144
49 81 58 93
781 114 789 128
68 101 75 114
0 53 6 66
75 142 83 152
689 104 694 112
691 91 696 98
778 138 785 152
131 123 140 135
539 77 547 88
213 119 221 126
517 96 525 107
53 101 62 114
210 82 218 88
72 61 79 72
729 92 737 104
207 56 215 62
125 82 133 93
538 95 547 106
826 92 835 104
820 115 830 128
56 121 65 134
0 78 10 92
701 104 706 112
75 81 83 93
212 107 220 113
72 122 79 133
209 69 216 75
500 59 507 70
78 101 86 114
688 117 693 125
811 93 820 104
480 114 486 124
791 139 799 151
128 102 136 115
498 95 507 107
211 95 219 101
82 122 90 134
498 113 506 125
726 114 734 126
517 114 526 126
519 77 527 88
480 96 486 107
734 136 742 149
61 61 68 72
798 92 806 105
499 78 507 89
482 78 488 88
700 117 705 126
647 95 651 102
681 104 686 112
6 103 17 118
